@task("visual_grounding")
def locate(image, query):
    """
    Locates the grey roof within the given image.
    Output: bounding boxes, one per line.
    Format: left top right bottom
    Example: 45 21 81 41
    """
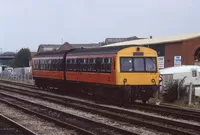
104 36 143 44
0 52 15 56
103 32 200 47
69 43 101 48
37 44 62 53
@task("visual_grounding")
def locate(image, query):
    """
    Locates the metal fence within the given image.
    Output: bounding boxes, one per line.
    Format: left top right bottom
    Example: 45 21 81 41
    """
0 67 34 84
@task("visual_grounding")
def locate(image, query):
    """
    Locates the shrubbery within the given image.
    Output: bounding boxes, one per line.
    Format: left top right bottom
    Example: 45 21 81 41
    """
163 77 187 102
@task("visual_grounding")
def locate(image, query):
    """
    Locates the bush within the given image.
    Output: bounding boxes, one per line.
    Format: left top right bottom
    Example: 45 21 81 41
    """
163 77 187 102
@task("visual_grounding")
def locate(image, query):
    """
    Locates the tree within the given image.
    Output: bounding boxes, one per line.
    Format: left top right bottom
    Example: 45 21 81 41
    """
11 48 31 68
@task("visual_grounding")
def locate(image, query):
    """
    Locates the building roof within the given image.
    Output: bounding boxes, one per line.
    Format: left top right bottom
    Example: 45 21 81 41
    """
37 44 62 53
69 43 101 48
102 32 200 47
104 36 141 44
31 52 37 57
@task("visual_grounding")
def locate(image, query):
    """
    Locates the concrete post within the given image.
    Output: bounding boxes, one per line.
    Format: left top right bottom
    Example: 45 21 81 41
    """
177 80 180 100
188 82 193 105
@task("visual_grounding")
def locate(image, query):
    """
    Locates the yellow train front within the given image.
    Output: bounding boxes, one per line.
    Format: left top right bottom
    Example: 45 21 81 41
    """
112 46 160 103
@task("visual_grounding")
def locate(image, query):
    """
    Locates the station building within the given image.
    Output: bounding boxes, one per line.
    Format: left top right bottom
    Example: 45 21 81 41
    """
103 33 200 69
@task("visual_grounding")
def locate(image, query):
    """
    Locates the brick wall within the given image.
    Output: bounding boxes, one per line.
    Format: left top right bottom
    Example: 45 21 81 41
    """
164 42 182 68
182 37 200 65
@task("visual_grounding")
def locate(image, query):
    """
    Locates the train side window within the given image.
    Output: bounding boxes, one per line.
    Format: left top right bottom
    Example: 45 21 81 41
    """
66 59 69 71
92 58 96 72
104 58 108 73
107 58 112 73
43 60 45 70
50 59 53 70
39 60 42 70
80 58 84 72
36 60 38 70
88 58 92 71
46 59 48 70
57 59 60 71
45 60 47 70
73 59 77 71
96 58 101 72
85 58 89 72
53 59 56 71
84 58 88 72
69 59 72 71
101 58 105 72
60 59 63 71
83 58 86 71
48 59 51 70
52 59 55 70
54 59 57 71
41 59 43 70
40 60 42 70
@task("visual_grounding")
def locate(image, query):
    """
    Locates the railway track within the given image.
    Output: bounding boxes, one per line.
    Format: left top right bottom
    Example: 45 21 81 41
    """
0 113 37 135
0 91 139 135
1 79 200 122
0 81 200 135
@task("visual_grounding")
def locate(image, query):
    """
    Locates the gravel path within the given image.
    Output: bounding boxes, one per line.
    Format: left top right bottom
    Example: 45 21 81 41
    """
0 102 77 135
0 90 169 135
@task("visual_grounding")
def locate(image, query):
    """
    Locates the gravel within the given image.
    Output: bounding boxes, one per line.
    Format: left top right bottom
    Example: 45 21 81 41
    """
0 102 77 135
101 104 200 126
0 78 34 85
0 83 199 126
0 90 167 135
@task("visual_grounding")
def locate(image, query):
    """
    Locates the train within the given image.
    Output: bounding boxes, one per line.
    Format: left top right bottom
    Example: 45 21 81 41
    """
32 45 161 103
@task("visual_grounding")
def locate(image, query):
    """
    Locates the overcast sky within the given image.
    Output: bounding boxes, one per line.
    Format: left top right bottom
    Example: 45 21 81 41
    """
0 0 199 52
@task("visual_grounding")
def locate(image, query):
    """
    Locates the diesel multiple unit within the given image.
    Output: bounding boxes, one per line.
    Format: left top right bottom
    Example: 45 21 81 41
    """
32 45 160 103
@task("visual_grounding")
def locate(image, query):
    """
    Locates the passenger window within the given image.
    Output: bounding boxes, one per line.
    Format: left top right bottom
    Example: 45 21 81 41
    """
101 58 106 72
83 58 87 71
96 58 101 72
92 58 96 71
107 58 112 72
88 58 93 71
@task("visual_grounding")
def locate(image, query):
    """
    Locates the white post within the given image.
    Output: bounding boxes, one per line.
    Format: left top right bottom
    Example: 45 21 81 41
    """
188 82 193 105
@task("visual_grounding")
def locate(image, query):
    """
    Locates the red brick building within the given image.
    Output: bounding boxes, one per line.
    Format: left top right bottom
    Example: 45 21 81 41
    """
103 33 200 69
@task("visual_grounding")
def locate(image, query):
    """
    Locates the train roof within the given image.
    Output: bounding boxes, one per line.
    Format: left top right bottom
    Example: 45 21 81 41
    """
33 45 152 57
66 45 137 56
33 50 67 58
